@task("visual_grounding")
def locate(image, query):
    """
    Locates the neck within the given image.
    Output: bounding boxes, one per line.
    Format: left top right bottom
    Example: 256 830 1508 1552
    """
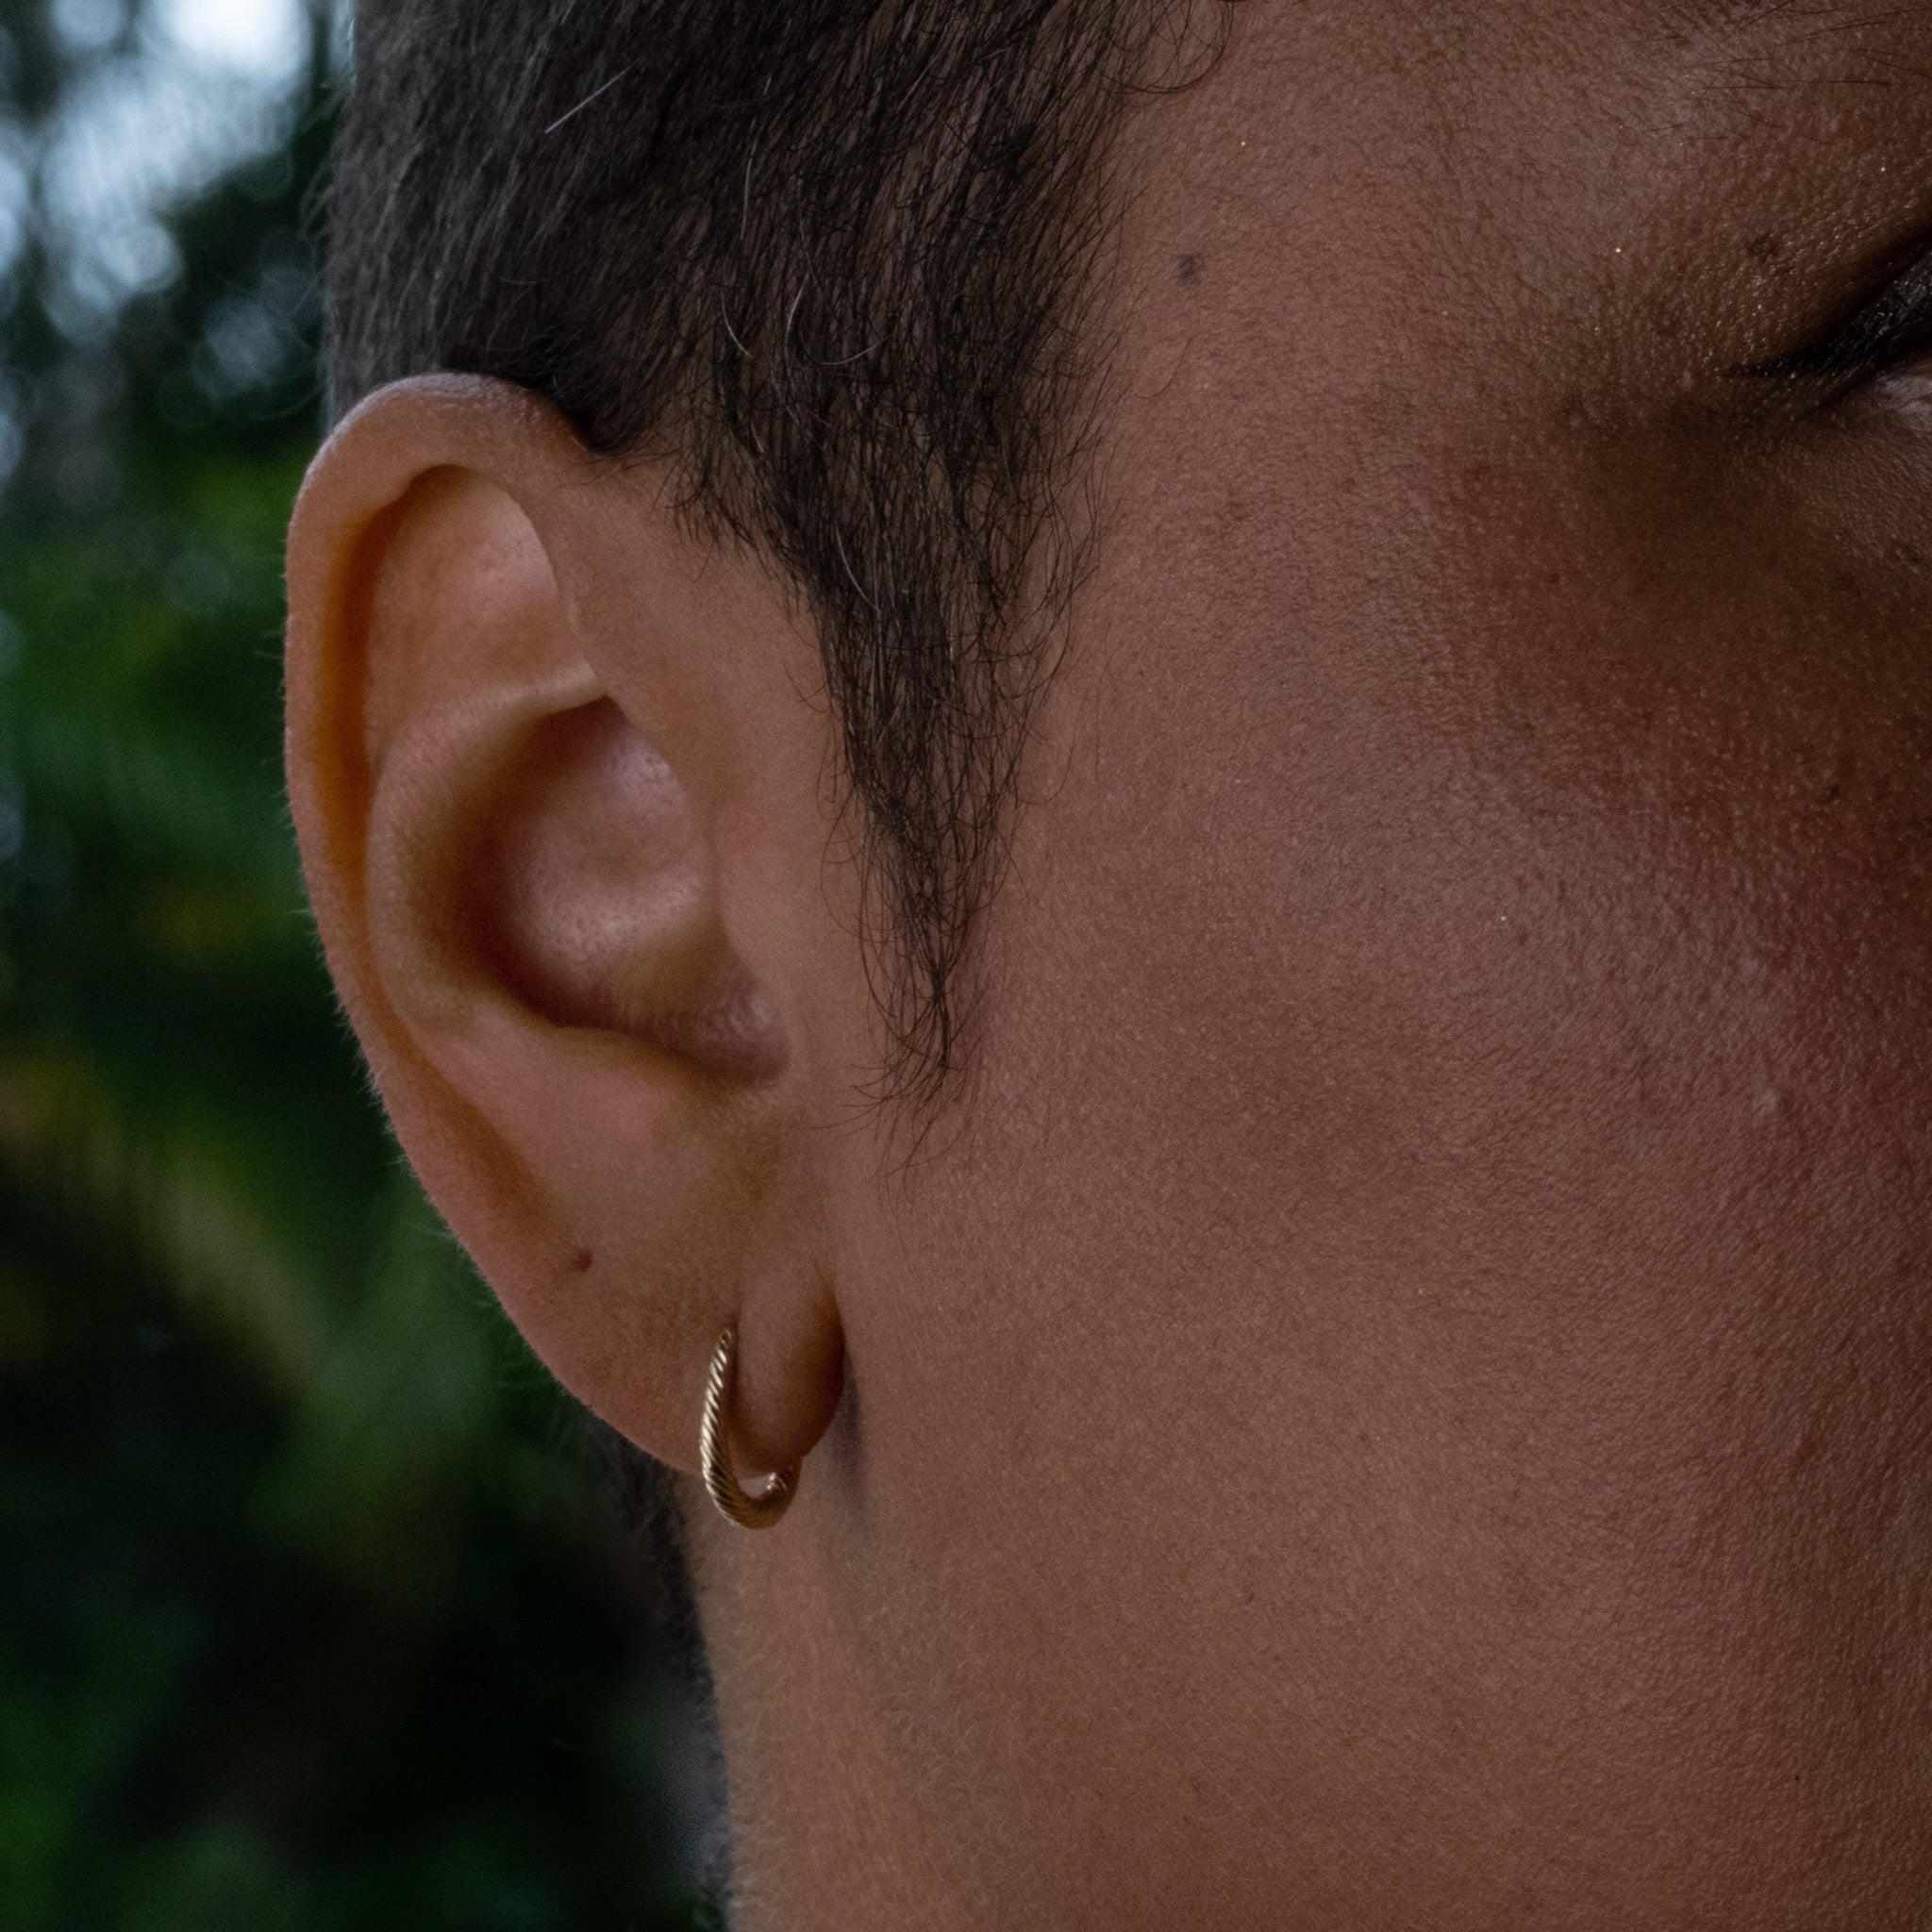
693 1505 977 1932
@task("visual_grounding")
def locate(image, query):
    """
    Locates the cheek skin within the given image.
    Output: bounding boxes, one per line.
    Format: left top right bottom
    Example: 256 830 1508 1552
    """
831 415 1932 1924
1454 500 1932 1905
803 12 1932 1922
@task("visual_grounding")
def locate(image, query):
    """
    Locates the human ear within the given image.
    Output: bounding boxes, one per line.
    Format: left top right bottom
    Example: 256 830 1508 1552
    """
284 375 844 1484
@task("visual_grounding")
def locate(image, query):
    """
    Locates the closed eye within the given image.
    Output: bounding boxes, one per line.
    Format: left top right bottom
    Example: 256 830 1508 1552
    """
1738 243 1932 389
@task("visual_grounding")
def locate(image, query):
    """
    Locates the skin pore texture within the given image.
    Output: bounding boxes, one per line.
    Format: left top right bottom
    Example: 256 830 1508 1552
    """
286 3 1932 1926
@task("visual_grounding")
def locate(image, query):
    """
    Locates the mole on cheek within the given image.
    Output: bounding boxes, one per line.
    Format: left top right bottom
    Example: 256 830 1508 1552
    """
1177 253 1203 284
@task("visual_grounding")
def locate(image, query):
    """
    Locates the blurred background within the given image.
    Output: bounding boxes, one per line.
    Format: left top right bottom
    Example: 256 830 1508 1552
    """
0 3 723 1925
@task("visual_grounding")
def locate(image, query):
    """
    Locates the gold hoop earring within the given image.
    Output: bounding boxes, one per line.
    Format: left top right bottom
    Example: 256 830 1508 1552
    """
700 1326 798 1530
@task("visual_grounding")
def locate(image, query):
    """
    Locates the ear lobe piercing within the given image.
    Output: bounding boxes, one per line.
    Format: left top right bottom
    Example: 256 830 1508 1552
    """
700 1325 799 1529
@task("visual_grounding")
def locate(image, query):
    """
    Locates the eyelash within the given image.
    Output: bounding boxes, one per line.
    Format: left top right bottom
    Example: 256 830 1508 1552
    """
1741 253 1932 391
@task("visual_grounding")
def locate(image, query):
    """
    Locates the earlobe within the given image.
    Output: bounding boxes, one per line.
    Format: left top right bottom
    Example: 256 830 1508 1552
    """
284 376 845 1483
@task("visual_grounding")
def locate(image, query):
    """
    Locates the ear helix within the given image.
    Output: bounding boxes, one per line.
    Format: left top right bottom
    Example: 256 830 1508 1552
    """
700 1326 800 1529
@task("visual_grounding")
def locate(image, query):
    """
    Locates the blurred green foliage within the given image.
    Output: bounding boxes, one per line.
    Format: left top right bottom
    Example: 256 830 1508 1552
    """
0 6 719 1925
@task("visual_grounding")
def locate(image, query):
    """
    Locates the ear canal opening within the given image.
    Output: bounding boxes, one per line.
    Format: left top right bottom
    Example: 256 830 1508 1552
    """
465 697 790 1082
